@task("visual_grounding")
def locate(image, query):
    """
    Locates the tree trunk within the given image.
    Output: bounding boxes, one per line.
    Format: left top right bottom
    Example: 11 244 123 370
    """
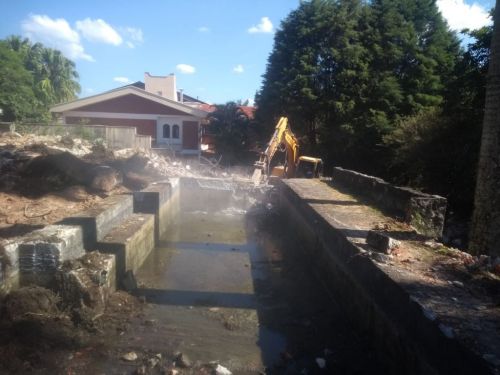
470 1 500 256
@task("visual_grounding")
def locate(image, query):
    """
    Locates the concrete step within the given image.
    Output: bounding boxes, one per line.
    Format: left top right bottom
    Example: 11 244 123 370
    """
60 194 133 249
96 213 155 287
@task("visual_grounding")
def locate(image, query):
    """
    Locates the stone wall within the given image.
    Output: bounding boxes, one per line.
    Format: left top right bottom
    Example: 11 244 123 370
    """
331 167 447 238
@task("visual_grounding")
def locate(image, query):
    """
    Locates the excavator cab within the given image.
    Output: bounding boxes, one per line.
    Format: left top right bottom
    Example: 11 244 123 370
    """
296 156 323 178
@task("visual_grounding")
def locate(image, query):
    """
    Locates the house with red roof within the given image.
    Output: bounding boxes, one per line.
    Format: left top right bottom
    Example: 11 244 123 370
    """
50 73 213 154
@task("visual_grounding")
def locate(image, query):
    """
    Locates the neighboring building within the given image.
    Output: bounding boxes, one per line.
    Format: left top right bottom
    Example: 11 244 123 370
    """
237 106 255 120
50 73 211 154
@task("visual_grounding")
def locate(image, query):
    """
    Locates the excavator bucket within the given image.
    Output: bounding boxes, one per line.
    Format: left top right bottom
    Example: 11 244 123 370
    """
251 168 262 186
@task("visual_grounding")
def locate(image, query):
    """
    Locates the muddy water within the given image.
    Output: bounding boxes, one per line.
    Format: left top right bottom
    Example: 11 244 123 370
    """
128 201 386 374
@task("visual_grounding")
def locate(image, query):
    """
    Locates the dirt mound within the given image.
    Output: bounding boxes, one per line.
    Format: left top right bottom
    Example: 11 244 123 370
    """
1 286 62 322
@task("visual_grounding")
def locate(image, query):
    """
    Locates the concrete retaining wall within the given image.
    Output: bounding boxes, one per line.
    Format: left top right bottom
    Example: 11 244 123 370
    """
279 180 492 375
1 176 186 294
133 180 180 243
331 167 447 237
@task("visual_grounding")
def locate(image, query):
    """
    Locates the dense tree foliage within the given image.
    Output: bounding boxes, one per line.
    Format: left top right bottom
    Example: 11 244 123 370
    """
470 2 500 256
0 42 38 122
207 102 252 164
0 36 80 122
256 0 490 218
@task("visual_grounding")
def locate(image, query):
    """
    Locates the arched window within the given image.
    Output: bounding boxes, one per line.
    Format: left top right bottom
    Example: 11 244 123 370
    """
163 124 170 138
172 124 180 139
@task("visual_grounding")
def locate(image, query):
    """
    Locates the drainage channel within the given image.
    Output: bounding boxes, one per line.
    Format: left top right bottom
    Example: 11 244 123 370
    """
125 183 388 374
46 179 388 374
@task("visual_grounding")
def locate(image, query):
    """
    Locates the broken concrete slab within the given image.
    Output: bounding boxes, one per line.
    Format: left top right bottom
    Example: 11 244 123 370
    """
56 251 116 320
366 230 401 254
331 167 447 238
60 194 133 249
97 213 154 286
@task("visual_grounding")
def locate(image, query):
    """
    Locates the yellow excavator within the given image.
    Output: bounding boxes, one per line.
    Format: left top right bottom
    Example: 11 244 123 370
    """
252 117 323 184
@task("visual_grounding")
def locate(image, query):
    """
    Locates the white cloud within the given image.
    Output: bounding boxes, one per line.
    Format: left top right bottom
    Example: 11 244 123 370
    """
76 18 122 45
248 17 273 34
120 27 144 48
233 64 244 73
113 76 130 83
437 0 492 31
198 26 210 33
124 27 143 42
176 64 196 74
22 14 94 61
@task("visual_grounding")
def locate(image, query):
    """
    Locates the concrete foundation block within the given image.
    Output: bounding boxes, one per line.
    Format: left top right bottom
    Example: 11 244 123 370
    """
97 213 154 286
1 225 85 290
60 194 133 249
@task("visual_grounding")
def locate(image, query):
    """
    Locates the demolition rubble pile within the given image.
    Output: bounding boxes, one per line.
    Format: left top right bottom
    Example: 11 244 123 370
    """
0 131 217 238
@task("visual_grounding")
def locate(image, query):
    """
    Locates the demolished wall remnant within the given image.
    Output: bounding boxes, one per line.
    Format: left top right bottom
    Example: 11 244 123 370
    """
331 167 447 238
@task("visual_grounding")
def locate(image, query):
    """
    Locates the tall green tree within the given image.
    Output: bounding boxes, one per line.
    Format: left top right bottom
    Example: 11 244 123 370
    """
383 27 491 216
256 0 459 174
208 102 251 163
256 0 370 159
470 2 500 256
0 41 38 122
1 36 80 121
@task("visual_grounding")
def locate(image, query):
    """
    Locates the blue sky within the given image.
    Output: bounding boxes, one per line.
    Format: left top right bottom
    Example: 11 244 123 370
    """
0 0 494 105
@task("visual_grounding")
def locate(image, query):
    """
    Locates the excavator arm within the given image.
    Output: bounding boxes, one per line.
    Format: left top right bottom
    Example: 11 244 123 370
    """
253 117 299 178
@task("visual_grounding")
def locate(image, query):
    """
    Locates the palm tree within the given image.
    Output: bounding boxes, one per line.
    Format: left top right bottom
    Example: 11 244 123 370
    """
469 1 500 256
5 37 80 106
41 48 80 103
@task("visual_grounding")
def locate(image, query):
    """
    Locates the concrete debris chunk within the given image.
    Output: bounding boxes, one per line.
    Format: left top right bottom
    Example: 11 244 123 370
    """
366 230 400 254
122 351 138 361
174 351 192 368
215 364 232 375
315 357 326 368
55 251 116 320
